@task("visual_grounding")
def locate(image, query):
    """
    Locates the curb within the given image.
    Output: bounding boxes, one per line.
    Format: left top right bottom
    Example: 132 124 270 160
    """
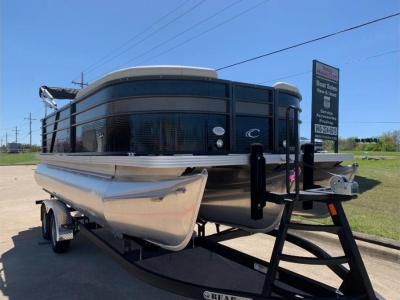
292 219 400 250
352 231 400 251
0 164 39 166
291 220 400 264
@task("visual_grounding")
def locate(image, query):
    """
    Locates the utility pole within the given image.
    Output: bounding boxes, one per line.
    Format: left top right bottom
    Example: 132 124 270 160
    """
5 133 8 144
24 113 36 148
71 72 88 89
12 126 21 142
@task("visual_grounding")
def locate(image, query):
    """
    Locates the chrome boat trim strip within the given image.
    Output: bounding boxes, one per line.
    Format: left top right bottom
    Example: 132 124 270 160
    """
36 153 354 168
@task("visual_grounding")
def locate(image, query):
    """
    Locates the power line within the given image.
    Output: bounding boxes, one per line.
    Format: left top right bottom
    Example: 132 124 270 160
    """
0 108 42 130
341 92 398 97
258 50 400 84
87 0 269 83
110 0 243 71
216 12 400 71
17 120 29 128
66 2 191 88
84 0 207 78
133 0 269 68
1 119 35 132
17 129 41 144
19 132 30 141
302 122 399 124
2 113 31 122
32 108 45 117
2 121 29 131
340 122 400 124
1 126 17 131
341 105 399 110
78 0 191 78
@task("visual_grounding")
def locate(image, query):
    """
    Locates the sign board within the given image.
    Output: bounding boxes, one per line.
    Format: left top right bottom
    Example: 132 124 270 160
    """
311 60 339 143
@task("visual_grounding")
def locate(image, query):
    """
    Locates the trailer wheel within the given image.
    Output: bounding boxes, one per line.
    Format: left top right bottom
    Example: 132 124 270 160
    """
41 205 51 240
50 213 70 253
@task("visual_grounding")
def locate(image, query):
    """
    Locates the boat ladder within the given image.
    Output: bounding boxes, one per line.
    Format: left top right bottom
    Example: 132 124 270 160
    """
249 105 378 299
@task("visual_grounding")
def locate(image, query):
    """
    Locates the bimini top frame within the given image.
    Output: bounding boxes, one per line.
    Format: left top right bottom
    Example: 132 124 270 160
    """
39 86 80 116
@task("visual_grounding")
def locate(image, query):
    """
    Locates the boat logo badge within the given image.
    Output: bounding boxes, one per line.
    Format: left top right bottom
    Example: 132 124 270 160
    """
203 290 252 300
212 126 225 136
245 129 260 138
203 291 211 299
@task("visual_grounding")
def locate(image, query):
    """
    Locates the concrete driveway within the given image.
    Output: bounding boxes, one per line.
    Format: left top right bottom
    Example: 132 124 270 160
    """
0 165 399 299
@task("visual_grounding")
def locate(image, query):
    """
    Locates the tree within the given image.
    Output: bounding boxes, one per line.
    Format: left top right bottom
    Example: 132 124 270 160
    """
389 130 400 145
324 140 334 151
339 137 358 151
20 143 41 152
379 131 398 152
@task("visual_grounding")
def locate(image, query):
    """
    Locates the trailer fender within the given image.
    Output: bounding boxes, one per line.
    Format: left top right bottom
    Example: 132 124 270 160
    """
42 200 73 241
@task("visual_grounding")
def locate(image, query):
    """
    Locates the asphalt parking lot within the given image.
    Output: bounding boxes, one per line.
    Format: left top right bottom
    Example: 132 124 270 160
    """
0 165 399 300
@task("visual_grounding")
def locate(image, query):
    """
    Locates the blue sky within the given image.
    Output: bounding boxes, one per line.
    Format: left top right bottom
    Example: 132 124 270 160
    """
1 0 399 146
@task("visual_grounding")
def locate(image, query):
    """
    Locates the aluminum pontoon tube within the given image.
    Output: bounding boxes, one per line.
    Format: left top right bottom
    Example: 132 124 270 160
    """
34 163 208 251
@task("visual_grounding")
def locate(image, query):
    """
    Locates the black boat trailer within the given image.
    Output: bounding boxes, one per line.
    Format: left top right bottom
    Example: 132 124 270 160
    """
73 212 383 300
37 106 383 299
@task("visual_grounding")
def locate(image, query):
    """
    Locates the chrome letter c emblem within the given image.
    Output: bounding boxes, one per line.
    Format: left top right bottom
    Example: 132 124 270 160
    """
245 129 260 138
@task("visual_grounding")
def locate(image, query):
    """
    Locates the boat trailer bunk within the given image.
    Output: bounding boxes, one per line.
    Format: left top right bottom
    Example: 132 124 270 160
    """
36 107 383 300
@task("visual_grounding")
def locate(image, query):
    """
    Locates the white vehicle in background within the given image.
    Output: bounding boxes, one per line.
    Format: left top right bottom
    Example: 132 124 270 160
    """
7 142 21 153
300 137 324 152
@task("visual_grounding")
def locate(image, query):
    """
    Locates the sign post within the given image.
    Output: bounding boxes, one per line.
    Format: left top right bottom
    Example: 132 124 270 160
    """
311 60 340 153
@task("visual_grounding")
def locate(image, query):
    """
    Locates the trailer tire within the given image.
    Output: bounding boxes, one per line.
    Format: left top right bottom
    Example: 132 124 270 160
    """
50 213 70 253
41 205 51 240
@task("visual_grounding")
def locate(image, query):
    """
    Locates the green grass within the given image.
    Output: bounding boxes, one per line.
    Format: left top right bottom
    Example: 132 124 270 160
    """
300 154 400 241
0 152 41 165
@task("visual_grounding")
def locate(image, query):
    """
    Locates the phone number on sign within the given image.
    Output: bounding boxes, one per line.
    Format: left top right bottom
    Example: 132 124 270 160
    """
315 124 337 136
